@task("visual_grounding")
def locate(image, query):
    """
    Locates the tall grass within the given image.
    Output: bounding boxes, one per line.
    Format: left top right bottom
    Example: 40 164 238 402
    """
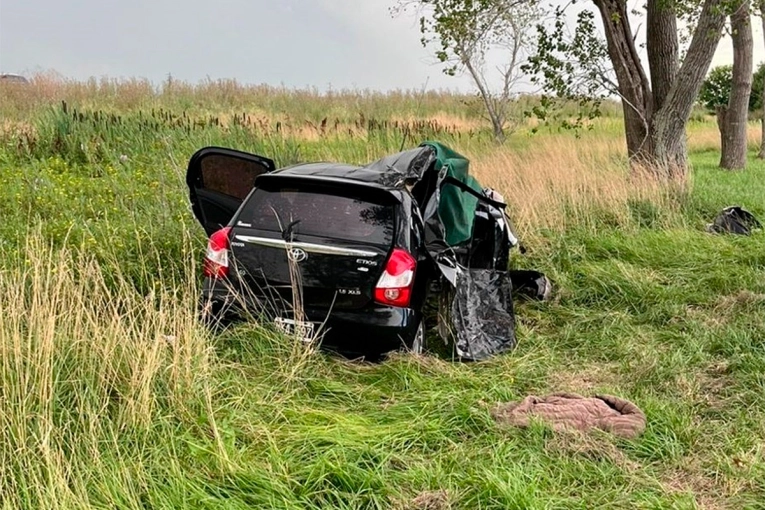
470 133 685 237
0 72 625 124
0 234 213 508
2 77 765 508
0 73 482 122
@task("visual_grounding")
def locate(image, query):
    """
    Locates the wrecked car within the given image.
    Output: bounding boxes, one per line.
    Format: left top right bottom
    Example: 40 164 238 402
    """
186 142 548 360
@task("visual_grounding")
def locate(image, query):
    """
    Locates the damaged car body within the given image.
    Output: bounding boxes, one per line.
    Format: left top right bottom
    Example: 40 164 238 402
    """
186 142 549 360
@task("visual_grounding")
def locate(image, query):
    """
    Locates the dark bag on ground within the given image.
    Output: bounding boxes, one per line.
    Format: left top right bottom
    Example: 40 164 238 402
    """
509 270 553 301
706 206 762 235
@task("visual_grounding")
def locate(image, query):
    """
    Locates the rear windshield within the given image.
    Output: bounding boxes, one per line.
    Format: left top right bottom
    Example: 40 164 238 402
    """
240 187 395 246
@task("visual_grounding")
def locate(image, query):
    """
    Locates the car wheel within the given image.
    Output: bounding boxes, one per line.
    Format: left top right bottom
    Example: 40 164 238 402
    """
410 320 426 354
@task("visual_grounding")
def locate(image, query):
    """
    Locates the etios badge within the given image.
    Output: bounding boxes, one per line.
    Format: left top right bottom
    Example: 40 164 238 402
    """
287 247 308 262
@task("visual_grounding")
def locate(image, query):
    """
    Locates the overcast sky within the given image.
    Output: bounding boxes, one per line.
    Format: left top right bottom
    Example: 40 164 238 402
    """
0 0 761 92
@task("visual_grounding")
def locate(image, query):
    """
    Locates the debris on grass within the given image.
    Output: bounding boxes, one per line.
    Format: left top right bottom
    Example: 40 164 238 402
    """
491 393 646 439
705 206 761 235
409 489 452 510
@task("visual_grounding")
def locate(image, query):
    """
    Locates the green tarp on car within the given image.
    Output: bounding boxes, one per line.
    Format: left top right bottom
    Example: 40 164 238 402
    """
419 141 484 247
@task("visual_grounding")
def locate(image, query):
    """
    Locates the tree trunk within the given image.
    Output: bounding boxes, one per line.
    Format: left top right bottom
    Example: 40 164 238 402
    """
461 55 506 143
646 0 679 111
491 119 506 143
716 106 726 136
760 101 765 158
593 0 653 159
594 0 724 178
648 112 689 177
646 0 727 178
720 2 754 169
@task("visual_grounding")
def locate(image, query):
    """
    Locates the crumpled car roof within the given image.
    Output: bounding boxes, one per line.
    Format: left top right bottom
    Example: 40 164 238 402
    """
271 141 484 248
273 145 436 189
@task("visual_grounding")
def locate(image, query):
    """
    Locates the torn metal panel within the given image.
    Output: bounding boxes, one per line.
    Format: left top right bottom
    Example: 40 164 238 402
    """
273 146 436 188
450 268 516 361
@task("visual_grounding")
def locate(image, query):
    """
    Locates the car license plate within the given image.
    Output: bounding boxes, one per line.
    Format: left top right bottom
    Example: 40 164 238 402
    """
274 317 316 343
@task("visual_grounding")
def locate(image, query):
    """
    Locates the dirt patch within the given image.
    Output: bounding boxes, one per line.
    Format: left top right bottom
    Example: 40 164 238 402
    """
406 490 452 510
659 450 764 510
699 360 735 406
661 464 731 510
685 304 725 329
545 363 621 394
674 361 734 411
545 428 641 472
685 291 765 329
714 290 765 314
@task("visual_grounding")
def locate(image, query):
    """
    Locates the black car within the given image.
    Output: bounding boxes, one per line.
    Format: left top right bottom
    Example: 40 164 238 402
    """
186 142 546 359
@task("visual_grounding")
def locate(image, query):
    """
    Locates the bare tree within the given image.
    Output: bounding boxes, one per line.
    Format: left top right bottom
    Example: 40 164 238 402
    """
395 0 541 142
719 1 754 169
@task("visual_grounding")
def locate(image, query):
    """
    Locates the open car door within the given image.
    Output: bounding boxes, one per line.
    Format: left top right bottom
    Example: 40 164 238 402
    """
186 147 276 236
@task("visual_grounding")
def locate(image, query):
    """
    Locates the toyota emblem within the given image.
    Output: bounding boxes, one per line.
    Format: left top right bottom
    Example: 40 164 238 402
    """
287 247 308 262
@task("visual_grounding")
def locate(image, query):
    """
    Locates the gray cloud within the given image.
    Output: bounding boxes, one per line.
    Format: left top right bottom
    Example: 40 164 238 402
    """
0 0 758 91
0 0 473 90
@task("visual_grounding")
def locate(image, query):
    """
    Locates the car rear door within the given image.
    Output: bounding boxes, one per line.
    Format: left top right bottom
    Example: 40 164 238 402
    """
230 177 400 312
186 147 276 236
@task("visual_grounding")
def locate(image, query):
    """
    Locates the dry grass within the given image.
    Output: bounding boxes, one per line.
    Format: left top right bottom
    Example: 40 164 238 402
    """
544 428 642 472
0 235 217 507
470 133 682 237
687 122 762 153
0 72 481 121
545 362 622 394
405 490 453 510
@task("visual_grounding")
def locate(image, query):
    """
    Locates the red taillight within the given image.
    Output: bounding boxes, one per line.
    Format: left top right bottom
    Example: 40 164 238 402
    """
203 227 231 278
374 248 416 307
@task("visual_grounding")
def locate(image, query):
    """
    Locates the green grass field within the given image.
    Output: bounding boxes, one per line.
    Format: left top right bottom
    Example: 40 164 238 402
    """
1 78 764 509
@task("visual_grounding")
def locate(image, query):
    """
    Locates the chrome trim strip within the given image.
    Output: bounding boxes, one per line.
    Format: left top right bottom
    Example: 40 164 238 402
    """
234 235 379 257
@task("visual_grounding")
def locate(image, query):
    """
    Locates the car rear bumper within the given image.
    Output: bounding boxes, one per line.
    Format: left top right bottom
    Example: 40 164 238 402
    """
201 278 419 357
311 306 419 357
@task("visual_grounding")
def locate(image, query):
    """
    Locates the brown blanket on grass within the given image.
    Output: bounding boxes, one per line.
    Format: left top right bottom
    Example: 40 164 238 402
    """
491 393 646 439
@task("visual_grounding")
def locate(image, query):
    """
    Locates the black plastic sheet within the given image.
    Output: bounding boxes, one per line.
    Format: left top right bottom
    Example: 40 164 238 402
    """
706 206 762 235
451 269 516 361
